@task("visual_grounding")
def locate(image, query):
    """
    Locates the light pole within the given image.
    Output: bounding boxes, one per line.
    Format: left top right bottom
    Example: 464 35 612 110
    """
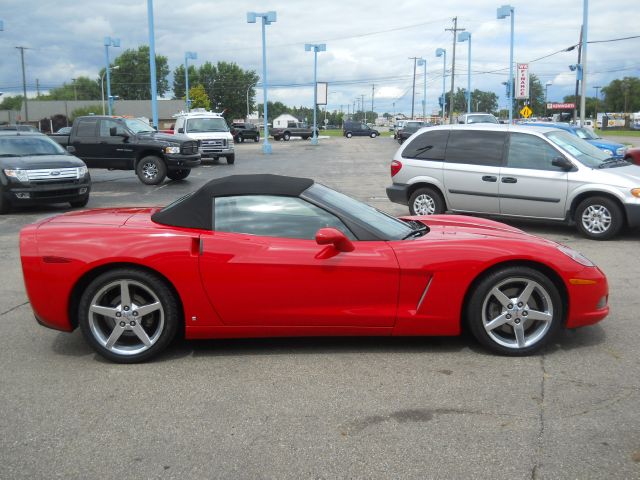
417 58 427 121
435 48 446 124
594 85 601 124
305 43 326 145
103 36 120 116
184 51 197 112
247 11 277 154
458 31 472 113
580 0 589 126
101 65 120 115
147 0 159 129
545 81 552 116
497 5 515 124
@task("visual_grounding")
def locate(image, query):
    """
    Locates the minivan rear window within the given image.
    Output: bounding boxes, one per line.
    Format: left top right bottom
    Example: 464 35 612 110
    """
445 130 506 166
402 130 449 160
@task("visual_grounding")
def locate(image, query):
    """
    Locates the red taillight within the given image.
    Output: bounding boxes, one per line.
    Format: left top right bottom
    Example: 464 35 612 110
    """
391 160 402 177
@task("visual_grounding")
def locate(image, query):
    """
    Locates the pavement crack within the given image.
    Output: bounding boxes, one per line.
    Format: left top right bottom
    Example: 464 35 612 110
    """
532 354 547 480
1 301 29 316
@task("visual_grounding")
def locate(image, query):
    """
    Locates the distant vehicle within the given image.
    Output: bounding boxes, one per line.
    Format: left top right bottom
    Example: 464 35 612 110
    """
342 121 379 138
0 131 90 213
51 116 201 185
0 124 39 132
393 121 406 140
397 121 431 144
172 110 235 164
230 122 260 143
55 126 72 135
625 147 640 165
523 122 627 159
457 113 499 124
270 121 318 141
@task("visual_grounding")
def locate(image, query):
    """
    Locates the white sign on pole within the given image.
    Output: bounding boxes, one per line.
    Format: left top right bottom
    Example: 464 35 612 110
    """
316 82 328 105
516 63 529 99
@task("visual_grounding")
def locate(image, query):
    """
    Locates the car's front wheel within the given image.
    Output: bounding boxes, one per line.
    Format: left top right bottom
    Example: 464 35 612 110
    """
167 169 190 181
575 196 623 240
345 132 353 138
408 187 445 215
136 156 167 185
370 132 377 138
236 135 244 143
226 154 235 165
467 266 563 355
254 134 260 142
78 268 180 363
283 133 291 141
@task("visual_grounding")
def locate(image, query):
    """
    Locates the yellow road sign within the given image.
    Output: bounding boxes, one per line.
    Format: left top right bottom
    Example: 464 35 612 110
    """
520 105 532 118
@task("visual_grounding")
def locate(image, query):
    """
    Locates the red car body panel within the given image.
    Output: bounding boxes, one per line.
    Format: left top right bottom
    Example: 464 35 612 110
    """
625 147 640 166
20 210 608 339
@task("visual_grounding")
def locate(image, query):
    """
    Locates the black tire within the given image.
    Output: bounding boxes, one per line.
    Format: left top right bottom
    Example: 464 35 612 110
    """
398 138 404 144
466 266 563 356
346 132 353 138
226 154 235 165
370 132 378 138
0 188 11 214
69 196 89 208
408 187 445 215
237 135 244 143
254 134 260 143
302 136 309 140
274 136 281 141
136 156 167 185
283 133 291 141
167 169 191 181
575 196 624 240
78 268 180 363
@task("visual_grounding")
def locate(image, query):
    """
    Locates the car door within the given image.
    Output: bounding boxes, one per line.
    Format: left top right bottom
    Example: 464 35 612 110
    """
70 117 99 165
499 132 569 219
442 129 506 214
198 195 399 327
96 119 134 169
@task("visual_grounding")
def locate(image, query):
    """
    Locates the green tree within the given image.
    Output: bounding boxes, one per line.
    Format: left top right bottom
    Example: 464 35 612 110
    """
43 76 101 100
0 95 23 110
105 45 170 100
256 101 289 122
471 89 499 113
562 95 599 118
526 73 546 116
188 84 211 110
601 77 640 112
210 61 259 120
70 105 104 120
172 64 199 100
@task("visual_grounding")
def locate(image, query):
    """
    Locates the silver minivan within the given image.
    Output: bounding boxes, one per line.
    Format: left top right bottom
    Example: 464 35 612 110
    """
386 124 640 239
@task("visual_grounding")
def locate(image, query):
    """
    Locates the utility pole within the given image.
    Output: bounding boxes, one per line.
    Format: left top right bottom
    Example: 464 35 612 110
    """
579 0 588 125
445 17 465 124
573 27 583 124
409 57 418 119
361 94 365 123
71 78 77 101
371 84 375 120
36 78 40 99
16 46 29 122
594 85 601 123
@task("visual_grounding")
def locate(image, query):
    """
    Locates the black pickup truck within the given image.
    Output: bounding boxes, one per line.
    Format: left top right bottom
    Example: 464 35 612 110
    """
51 116 201 185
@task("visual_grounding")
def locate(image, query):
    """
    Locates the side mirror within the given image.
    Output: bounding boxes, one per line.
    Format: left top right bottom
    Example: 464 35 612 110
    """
315 227 354 252
552 156 574 171
66 145 76 154
110 126 128 138
178 127 184 133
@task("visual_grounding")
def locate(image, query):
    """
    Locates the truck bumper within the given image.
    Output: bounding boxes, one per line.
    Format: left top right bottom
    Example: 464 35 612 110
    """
165 153 201 170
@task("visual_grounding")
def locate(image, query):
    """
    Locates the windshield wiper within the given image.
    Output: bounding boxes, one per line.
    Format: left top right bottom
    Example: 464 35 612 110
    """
598 158 629 168
402 221 429 240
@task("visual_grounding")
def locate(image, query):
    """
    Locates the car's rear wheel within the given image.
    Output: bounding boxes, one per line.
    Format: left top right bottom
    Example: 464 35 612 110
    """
136 156 166 185
408 187 445 215
346 132 353 138
467 266 563 355
283 133 291 141
575 196 623 240
78 268 179 363
167 169 190 181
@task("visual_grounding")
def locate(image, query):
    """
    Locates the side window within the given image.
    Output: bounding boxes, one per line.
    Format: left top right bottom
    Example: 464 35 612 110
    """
445 130 506 167
402 130 449 160
98 119 126 137
214 195 355 240
506 133 566 171
75 119 97 137
287 121 297 128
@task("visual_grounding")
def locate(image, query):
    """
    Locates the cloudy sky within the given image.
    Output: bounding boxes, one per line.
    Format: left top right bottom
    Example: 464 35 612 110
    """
0 0 638 116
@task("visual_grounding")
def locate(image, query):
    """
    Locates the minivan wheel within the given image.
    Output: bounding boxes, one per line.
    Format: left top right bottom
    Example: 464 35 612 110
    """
575 196 623 240
409 187 445 216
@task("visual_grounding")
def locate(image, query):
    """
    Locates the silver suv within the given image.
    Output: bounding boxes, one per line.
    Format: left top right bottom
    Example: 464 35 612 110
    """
386 124 640 239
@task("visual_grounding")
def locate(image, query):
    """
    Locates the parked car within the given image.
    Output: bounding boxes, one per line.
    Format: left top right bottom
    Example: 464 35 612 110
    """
393 121 406 140
397 121 431 144
386 124 640 240
625 147 640 165
457 113 499 124
20 173 608 362
343 121 379 138
54 126 72 135
270 121 318 141
0 124 39 132
173 110 235 164
51 116 201 185
523 122 627 159
0 131 90 213
230 122 260 143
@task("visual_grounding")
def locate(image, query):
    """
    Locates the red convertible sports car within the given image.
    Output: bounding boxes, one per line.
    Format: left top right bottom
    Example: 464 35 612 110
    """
20 174 609 363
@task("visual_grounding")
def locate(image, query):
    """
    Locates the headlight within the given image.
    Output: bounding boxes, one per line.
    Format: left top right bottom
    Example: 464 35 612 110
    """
601 148 614 156
77 166 88 177
164 146 181 154
558 245 595 267
616 147 627 155
4 169 30 182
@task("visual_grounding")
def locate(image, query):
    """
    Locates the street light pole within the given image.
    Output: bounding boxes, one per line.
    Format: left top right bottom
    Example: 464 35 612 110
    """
248 11 277 154
417 58 426 121
497 5 515 124
103 36 120 116
545 81 552 116
305 43 326 145
147 0 159 129
184 51 197 112
101 66 120 115
458 32 472 114
579 0 589 125
435 48 447 124
594 85 601 124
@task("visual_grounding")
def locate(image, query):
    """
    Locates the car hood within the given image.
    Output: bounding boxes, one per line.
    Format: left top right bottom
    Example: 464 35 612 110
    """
588 138 624 149
0 154 85 169
592 164 640 185
137 132 194 144
183 131 233 140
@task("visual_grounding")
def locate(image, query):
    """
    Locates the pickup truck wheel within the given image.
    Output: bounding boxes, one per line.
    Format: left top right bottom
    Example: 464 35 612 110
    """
167 169 190 181
226 154 235 165
136 156 167 185
254 134 260 142
237 135 244 143
70 196 90 208
283 133 291 141
345 132 353 138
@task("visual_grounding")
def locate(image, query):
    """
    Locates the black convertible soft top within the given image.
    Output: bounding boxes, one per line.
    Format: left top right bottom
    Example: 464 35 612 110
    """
151 174 314 230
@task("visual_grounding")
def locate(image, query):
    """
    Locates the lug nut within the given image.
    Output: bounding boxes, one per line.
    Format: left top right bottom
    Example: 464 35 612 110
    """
129 321 136 326
119 321 126 327
514 318 521 324
132 311 138 317
518 302 523 307
115 312 122 317
506 314 512 320
124 306 130 311
522 311 528 316
507 304 513 309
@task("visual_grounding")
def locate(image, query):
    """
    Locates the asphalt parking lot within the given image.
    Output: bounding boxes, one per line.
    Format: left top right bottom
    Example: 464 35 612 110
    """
1 135 639 479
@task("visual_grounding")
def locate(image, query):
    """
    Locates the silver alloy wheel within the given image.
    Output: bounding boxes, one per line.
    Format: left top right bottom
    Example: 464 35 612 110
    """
142 161 159 180
88 279 165 356
413 194 436 215
481 277 554 350
581 204 612 234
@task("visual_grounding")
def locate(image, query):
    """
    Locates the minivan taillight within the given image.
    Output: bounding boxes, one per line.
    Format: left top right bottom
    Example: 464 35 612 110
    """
391 160 402 177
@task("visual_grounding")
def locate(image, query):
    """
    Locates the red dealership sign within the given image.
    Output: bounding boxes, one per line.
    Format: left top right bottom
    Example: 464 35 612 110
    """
547 103 575 109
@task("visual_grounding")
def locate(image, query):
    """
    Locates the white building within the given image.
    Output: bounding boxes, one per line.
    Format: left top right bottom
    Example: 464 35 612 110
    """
272 114 300 129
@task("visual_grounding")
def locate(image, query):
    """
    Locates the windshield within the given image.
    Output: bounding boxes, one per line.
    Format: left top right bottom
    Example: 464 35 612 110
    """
574 127 600 140
186 117 229 133
303 184 413 240
123 118 156 134
0 136 67 156
546 131 611 168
